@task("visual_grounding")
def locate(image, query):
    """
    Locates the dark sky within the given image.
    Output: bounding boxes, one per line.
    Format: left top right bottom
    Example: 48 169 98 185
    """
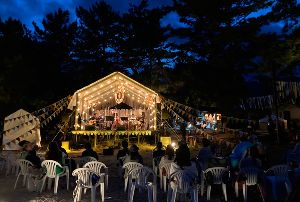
0 0 174 28
0 0 283 32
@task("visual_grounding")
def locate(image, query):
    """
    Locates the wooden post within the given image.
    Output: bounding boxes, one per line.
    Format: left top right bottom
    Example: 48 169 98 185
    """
75 93 79 130
75 134 78 143
127 131 130 143
94 135 97 148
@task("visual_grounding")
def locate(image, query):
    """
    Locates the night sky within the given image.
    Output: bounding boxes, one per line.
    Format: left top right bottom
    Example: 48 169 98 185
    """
0 0 176 29
0 0 284 32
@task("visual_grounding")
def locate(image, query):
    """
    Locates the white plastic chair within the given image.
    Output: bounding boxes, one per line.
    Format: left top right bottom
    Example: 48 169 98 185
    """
40 160 69 194
159 162 172 192
265 165 291 200
118 156 127 177
152 157 162 175
122 162 143 192
235 168 264 202
73 168 104 202
84 161 108 191
5 152 19 176
127 166 157 202
167 170 198 202
14 159 33 190
202 167 228 201
266 165 288 176
75 156 97 168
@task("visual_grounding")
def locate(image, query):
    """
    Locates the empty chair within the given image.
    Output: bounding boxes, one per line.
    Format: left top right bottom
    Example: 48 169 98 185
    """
235 168 264 202
122 162 143 192
265 165 291 200
159 162 172 192
40 160 69 194
73 168 104 202
202 167 228 201
266 165 288 176
75 156 97 168
5 152 19 176
84 161 108 190
167 170 199 202
127 166 157 202
14 159 33 190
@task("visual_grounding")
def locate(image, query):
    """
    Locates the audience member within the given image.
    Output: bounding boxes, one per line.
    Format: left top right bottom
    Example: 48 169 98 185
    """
46 142 67 165
153 142 165 166
159 145 175 167
117 140 129 160
230 136 253 170
239 146 262 169
124 144 143 164
82 142 98 160
197 138 213 170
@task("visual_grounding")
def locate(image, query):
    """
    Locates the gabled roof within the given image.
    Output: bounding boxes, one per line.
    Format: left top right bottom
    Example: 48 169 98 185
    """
5 109 29 120
68 72 158 110
76 72 156 95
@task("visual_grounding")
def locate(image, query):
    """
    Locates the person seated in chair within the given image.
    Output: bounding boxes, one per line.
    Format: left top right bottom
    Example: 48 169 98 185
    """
230 136 253 171
159 145 175 167
171 141 197 177
26 147 42 169
46 142 67 165
82 142 98 160
197 138 213 170
117 140 129 166
124 145 143 164
239 146 262 169
153 142 165 166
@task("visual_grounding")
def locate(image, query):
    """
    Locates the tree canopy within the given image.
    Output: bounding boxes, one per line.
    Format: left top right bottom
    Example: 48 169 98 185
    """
0 0 300 120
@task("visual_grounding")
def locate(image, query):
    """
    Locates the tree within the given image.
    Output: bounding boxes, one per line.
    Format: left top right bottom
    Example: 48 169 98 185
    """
33 9 77 97
170 0 275 111
75 1 124 82
0 18 35 118
120 0 173 89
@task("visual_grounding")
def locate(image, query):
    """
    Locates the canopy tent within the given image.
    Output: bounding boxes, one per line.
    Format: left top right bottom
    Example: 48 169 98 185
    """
2 109 41 150
68 72 160 131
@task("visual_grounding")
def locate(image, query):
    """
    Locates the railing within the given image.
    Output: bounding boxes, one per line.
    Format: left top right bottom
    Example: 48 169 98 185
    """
156 112 180 141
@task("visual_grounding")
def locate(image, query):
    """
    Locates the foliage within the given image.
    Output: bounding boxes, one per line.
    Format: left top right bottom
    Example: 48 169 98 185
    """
0 0 300 122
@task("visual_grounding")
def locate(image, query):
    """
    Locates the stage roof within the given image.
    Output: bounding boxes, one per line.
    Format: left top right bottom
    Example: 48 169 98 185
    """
68 72 159 114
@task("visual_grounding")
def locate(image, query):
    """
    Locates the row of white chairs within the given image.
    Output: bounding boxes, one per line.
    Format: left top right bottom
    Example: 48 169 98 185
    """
13 157 109 202
13 159 70 194
156 160 291 202
123 161 199 202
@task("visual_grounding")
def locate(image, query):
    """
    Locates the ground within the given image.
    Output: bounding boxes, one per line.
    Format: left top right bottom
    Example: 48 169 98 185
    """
0 134 293 202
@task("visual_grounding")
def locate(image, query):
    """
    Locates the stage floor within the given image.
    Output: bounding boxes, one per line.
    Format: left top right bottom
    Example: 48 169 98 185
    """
71 130 152 136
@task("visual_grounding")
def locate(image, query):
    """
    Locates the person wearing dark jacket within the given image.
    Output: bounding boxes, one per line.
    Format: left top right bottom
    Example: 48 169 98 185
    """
26 150 41 168
153 142 165 166
117 140 129 159
82 143 98 160
46 142 67 165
